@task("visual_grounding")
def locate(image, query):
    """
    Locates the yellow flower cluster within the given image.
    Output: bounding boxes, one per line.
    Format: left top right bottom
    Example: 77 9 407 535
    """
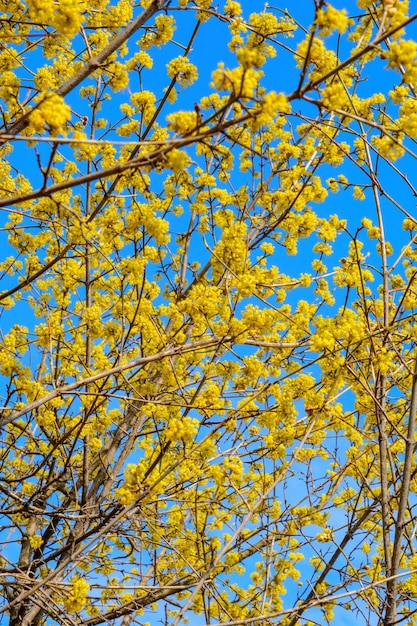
211 62 260 99
165 416 199 442
166 56 198 88
126 49 153 71
130 90 156 123
387 39 417 85
140 14 176 49
29 535 43 549
212 213 248 279
35 57 76 91
166 148 191 173
167 110 199 134
230 10 296 71
105 0 133 30
322 80 348 112
316 5 350 36
311 307 366 352
28 0 85 36
296 37 338 80
125 201 170 245
248 10 296 40
254 91 290 129
403 554 417 595
27 93 71 135
64 578 90 613
179 283 221 319
372 133 405 161
224 0 242 17
396 97 417 137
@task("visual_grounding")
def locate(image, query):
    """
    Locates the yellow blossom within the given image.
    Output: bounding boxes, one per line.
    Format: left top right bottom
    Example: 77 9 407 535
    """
28 93 71 135
140 14 176 49
64 578 90 613
166 56 198 87
316 5 350 36
29 535 43 549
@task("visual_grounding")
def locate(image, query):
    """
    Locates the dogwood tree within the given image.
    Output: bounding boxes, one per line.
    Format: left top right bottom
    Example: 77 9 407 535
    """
0 0 417 624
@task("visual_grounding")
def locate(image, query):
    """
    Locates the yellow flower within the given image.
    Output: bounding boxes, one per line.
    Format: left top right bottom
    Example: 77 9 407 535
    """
29 93 71 135
130 90 156 123
386 39 417 85
166 149 191 172
29 535 43 549
322 81 348 111
53 0 86 36
165 416 199 442
254 91 291 128
353 186 366 200
224 0 241 17
166 56 198 87
166 110 199 134
140 14 176 48
316 5 350 36
211 63 260 99
64 578 90 613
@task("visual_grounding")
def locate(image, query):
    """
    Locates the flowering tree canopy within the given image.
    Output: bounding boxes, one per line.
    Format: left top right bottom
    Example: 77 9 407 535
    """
1 0 417 625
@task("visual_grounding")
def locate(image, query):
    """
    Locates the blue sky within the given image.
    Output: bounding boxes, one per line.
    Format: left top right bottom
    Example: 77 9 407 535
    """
2 1 417 625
